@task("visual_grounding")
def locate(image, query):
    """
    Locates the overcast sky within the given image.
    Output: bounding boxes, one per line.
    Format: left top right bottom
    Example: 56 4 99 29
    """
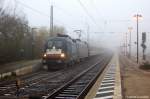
6 0 150 52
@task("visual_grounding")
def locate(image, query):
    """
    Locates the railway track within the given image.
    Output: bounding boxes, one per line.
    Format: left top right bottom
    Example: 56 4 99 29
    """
45 55 112 99
0 54 112 99
0 68 67 96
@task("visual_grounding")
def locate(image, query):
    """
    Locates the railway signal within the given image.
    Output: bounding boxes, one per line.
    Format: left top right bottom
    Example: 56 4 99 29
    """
142 32 146 43
141 32 146 60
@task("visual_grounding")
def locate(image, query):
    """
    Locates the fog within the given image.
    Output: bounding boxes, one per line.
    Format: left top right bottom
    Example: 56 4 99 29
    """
6 0 150 54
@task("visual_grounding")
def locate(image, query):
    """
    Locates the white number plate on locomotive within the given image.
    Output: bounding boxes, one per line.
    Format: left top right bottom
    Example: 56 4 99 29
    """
46 49 62 54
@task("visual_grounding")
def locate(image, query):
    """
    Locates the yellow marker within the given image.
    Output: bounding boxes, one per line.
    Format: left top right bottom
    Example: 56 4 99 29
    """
16 78 21 88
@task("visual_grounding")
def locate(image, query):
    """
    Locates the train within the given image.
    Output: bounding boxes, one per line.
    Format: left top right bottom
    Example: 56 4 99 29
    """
42 34 89 70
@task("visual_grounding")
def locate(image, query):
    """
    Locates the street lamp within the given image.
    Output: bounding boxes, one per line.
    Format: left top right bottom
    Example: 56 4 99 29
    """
128 27 133 58
133 14 142 63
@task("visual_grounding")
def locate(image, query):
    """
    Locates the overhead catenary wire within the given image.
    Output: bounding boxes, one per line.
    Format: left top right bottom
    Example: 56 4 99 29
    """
48 3 90 35
16 0 50 18
90 0 133 29
46 0 83 23
46 0 91 27
17 0 91 32
54 5 90 30
15 0 73 30
16 0 101 35
77 0 101 29
90 0 106 22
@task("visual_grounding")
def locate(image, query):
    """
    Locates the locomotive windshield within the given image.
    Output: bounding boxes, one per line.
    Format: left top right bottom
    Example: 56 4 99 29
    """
47 40 64 49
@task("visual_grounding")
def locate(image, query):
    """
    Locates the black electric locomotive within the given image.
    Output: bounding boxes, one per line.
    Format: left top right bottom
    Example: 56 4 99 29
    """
42 34 89 70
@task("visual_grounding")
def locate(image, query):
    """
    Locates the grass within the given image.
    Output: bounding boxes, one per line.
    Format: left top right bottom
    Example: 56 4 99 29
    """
140 61 150 70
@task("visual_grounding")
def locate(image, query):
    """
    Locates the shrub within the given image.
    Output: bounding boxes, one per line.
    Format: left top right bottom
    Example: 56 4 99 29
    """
140 61 150 70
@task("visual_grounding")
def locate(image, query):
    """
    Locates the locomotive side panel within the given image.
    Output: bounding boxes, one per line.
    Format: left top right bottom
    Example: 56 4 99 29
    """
76 41 88 59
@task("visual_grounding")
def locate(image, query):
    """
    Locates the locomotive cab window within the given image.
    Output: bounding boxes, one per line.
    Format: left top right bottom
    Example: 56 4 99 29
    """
47 41 53 48
47 40 64 49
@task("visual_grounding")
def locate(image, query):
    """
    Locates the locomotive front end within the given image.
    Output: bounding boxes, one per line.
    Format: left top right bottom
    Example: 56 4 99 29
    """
42 38 68 67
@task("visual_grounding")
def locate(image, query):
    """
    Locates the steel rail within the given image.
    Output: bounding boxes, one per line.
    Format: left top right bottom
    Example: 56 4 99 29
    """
45 54 112 99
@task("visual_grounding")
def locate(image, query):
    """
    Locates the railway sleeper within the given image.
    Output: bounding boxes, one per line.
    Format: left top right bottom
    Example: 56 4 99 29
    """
54 96 74 99
61 91 80 95
74 81 90 85
57 94 78 97
63 89 82 93
65 87 75 90
66 87 84 92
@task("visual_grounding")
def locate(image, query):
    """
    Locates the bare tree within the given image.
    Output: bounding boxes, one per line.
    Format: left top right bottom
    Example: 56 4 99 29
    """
0 1 30 63
0 1 67 64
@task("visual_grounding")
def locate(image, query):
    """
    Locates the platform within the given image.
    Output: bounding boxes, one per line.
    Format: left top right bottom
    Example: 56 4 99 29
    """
0 59 41 79
85 54 122 99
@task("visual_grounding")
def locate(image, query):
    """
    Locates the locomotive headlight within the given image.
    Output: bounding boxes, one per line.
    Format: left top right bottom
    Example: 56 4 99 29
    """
60 53 65 58
43 53 47 58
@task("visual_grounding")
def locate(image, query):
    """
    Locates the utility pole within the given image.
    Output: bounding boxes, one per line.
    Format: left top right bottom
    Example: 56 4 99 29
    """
137 15 139 63
123 43 126 56
133 14 142 63
50 5 53 37
31 28 35 59
87 24 90 56
125 32 128 56
128 27 133 58
123 32 127 56
87 25 89 44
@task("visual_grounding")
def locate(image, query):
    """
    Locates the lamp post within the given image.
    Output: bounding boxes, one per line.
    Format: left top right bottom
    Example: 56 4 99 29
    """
133 14 142 63
128 27 133 58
